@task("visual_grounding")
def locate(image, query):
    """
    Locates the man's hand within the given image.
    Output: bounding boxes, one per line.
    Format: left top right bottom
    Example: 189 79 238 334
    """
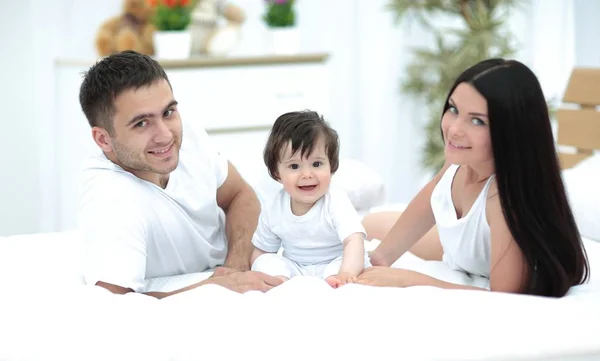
211 266 241 277
210 271 284 293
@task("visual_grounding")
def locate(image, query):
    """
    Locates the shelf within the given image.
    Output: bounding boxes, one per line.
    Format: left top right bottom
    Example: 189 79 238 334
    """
55 53 330 69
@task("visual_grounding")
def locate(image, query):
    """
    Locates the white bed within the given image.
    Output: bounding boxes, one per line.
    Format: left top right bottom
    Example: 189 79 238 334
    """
0 226 599 361
3 70 600 361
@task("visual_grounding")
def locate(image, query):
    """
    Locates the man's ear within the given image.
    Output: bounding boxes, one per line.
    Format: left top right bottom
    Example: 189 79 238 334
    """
92 127 113 153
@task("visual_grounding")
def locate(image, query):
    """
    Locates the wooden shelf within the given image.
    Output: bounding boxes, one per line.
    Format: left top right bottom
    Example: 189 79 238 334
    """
55 53 330 69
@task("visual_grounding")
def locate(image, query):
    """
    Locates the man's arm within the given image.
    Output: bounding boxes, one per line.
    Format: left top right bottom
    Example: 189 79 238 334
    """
96 279 217 299
216 161 261 272
96 269 284 298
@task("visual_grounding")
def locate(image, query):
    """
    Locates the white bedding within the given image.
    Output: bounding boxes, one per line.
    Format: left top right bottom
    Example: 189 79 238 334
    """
1 230 599 361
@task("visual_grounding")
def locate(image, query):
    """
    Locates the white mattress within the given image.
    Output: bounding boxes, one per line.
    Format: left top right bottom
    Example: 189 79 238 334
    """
1 230 599 361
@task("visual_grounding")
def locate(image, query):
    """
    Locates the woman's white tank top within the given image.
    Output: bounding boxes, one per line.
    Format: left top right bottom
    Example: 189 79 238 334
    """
430 164 495 278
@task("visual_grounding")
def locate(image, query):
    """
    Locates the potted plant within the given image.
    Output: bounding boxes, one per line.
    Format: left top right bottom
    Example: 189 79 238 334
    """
388 0 518 173
149 0 194 59
263 0 298 54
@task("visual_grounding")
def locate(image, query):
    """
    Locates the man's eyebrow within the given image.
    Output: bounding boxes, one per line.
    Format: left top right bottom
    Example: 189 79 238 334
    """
126 100 178 126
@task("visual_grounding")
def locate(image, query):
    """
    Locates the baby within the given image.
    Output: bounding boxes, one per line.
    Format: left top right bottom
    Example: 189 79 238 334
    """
250 110 370 288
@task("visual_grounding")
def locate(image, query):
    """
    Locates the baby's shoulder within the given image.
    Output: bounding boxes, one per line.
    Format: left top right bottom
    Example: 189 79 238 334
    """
325 185 351 199
262 188 290 214
323 186 354 208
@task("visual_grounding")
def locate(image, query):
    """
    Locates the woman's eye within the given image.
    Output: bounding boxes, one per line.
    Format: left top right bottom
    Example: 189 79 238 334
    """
472 118 485 126
448 106 458 114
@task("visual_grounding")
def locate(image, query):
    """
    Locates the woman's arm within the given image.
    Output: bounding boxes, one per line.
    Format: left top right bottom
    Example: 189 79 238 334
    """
356 267 488 290
370 163 451 266
359 191 527 294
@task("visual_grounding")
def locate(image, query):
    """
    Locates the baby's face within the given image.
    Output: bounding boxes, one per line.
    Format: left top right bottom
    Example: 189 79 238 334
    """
277 138 332 213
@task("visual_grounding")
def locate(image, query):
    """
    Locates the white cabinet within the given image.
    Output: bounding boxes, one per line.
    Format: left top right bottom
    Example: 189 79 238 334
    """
51 54 330 231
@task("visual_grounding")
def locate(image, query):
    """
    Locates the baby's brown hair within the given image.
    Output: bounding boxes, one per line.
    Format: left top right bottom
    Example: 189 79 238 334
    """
263 110 339 181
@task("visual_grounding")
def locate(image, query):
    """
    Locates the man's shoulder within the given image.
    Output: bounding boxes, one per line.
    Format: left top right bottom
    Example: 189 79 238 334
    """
180 119 211 154
79 155 149 201
80 153 121 178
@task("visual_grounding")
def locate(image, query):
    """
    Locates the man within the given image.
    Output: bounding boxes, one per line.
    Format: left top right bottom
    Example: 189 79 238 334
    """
77 50 282 298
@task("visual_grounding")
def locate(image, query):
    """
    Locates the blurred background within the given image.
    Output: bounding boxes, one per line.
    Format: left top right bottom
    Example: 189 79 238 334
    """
0 0 598 237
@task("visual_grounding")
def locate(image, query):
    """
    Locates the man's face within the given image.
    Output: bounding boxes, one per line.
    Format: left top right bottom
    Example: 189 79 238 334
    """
103 79 183 184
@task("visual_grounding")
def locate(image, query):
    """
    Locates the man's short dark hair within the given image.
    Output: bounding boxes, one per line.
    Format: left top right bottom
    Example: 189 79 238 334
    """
264 110 340 180
79 50 171 134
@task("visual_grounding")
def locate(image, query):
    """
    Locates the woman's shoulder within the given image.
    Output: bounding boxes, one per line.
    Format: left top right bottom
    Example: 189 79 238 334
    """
486 176 499 200
430 162 457 185
485 177 501 225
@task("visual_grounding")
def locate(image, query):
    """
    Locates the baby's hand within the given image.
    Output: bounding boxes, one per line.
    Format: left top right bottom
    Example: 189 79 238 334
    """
326 272 357 289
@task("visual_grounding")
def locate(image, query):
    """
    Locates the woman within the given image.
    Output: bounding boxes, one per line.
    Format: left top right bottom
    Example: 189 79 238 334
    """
358 59 590 297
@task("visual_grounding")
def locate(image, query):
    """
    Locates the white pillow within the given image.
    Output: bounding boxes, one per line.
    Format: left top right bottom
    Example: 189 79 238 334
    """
0 230 85 288
332 158 386 211
562 154 600 242
252 158 385 212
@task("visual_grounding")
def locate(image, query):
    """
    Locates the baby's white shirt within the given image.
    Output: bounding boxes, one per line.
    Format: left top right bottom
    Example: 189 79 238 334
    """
252 187 366 265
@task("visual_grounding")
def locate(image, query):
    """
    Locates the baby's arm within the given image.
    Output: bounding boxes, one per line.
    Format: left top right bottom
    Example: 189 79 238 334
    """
338 232 366 277
251 247 270 264
249 207 281 267
325 188 368 287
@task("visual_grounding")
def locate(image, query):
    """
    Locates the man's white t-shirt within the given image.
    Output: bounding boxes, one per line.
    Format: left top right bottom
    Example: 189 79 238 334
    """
252 187 366 265
78 120 229 292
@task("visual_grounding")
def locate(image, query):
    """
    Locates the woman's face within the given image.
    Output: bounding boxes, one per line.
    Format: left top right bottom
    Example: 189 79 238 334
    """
441 82 493 167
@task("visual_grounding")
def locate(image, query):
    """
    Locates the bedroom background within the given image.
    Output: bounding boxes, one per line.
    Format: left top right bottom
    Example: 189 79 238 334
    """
0 0 598 237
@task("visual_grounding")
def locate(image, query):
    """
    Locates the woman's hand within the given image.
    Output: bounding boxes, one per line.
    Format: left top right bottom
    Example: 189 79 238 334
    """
356 266 417 287
368 249 393 267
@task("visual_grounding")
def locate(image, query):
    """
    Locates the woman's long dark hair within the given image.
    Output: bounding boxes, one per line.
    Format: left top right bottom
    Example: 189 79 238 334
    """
440 59 590 297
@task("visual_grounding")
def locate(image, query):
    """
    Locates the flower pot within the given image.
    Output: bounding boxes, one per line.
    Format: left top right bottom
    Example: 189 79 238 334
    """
153 30 192 59
268 27 299 55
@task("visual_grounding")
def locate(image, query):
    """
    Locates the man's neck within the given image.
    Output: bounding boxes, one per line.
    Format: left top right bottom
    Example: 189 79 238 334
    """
104 152 170 189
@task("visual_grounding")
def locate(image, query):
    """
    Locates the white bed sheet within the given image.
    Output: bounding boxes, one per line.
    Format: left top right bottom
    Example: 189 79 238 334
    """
0 230 599 361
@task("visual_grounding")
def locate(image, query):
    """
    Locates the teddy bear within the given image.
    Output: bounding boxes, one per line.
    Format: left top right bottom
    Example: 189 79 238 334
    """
95 0 156 57
188 0 246 56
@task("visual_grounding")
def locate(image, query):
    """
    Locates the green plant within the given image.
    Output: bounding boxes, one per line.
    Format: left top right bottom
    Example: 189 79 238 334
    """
263 0 296 28
388 0 519 172
149 0 193 31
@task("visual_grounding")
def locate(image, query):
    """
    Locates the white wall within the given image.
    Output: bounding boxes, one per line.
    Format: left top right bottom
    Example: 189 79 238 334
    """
573 1 600 67
0 1 39 236
0 0 594 236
